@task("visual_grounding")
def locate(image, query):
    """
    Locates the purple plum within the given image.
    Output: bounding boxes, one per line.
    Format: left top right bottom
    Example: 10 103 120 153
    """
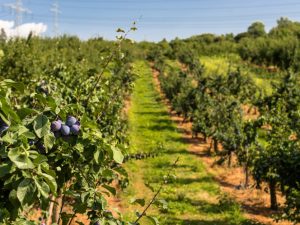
60 124 70 136
66 116 77 126
51 120 62 132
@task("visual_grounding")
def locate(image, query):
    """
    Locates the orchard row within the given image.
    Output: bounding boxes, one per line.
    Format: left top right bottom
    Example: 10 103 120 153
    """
0 35 135 225
152 48 300 224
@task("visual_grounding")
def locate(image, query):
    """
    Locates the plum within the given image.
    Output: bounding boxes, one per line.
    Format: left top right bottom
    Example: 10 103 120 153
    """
51 120 62 132
35 141 46 152
66 116 77 126
61 125 70 136
70 124 80 135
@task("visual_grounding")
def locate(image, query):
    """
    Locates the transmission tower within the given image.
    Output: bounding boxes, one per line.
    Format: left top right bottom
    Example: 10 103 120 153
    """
50 0 61 36
4 0 31 33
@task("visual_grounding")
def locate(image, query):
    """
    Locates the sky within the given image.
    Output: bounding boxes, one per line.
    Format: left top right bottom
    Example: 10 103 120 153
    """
0 0 300 41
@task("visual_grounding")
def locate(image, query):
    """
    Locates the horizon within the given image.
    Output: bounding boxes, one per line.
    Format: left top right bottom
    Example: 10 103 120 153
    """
0 0 300 42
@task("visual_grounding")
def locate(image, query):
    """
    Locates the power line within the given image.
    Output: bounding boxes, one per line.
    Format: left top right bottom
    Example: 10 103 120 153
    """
4 0 31 30
50 0 61 36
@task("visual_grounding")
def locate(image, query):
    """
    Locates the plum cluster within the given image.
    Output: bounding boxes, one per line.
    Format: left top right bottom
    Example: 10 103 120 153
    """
0 117 9 136
51 116 81 138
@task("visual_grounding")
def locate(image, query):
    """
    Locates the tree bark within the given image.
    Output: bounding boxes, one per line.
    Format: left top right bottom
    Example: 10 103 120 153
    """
227 151 232 168
269 179 278 210
244 163 249 188
46 196 55 225
213 138 218 153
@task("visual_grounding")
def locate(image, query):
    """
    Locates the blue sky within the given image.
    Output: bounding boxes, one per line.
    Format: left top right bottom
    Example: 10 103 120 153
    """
1 0 300 41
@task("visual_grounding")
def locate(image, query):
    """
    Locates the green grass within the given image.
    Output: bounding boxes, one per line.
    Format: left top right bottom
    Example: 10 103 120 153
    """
120 60 260 225
199 55 276 95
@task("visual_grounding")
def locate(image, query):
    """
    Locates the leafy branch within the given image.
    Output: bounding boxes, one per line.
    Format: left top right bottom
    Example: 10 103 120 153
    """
134 157 179 225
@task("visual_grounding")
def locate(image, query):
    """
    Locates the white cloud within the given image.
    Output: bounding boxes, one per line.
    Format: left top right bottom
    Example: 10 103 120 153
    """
0 20 47 38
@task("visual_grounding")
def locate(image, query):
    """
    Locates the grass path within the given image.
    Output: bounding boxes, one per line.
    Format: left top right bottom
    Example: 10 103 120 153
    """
121 61 257 225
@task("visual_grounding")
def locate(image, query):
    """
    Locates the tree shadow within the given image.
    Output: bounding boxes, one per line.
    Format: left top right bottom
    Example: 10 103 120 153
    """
162 217 263 225
134 111 170 116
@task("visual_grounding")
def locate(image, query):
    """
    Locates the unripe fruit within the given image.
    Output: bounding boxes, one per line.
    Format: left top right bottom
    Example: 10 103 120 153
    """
61 125 70 136
51 120 62 132
70 124 80 135
66 116 77 126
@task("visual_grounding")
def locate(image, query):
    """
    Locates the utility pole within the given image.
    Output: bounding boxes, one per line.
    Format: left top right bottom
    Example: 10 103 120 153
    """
4 0 31 34
50 0 61 36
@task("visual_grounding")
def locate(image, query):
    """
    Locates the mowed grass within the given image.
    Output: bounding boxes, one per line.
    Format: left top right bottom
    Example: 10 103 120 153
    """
120 60 258 225
199 55 275 95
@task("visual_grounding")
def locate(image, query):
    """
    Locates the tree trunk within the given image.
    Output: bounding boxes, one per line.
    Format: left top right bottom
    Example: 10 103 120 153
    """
46 196 55 225
269 179 278 210
244 163 249 188
213 138 218 153
280 183 285 195
208 140 212 155
203 133 207 143
53 196 63 224
227 151 232 168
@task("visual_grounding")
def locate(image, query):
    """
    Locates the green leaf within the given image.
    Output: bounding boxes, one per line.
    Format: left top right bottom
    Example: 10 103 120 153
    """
94 149 101 164
33 177 50 198
8 148 35 169
17 108 38 120
0 97 20 122
38 172 57 193
17 178 36 207
116 28 125 33
0 79 24 93
102 184 116 196
33 114 49 138
0 162 15 178
112 146 124 164
44 133 55 150
146 216 160 225
130 198 145 207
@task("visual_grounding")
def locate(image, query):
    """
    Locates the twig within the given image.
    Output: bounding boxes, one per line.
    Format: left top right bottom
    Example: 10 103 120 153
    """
84 24 135 107
84 54 114 107
134 157 179 224
67 212 77 225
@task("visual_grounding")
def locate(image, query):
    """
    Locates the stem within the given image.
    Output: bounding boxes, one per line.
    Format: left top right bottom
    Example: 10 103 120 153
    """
67 212 77 225
134 157 179 224
84 25 134 108
85 54 114 107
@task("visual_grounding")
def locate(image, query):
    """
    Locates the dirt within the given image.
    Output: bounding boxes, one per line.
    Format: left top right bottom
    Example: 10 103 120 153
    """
150 63 292 225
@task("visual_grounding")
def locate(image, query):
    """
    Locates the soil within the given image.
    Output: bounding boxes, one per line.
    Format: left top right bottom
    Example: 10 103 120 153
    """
150 63 292 225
